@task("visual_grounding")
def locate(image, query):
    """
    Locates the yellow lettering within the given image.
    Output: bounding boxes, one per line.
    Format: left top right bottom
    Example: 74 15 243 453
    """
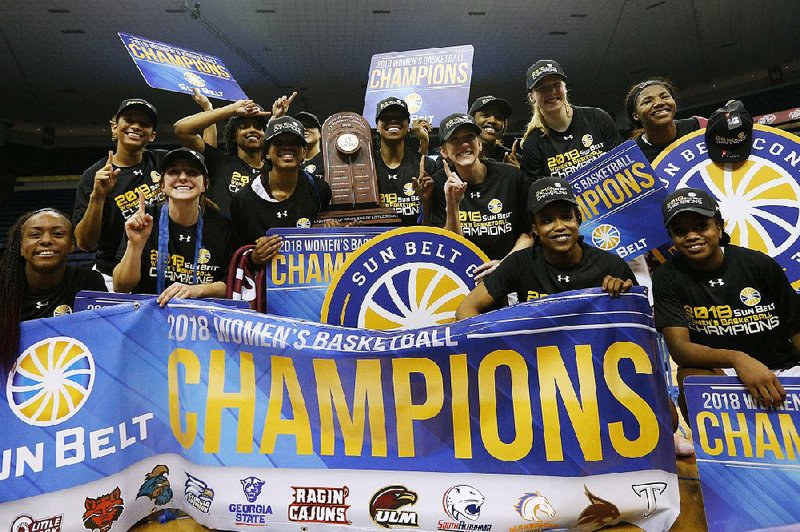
779 413 800 460
392 358 444 457
631 161 655 188
168 348 200 448
696 412 723 455
260 356 312 454
754 412 784 459
450 354 472 459
204 350 255 453
271 255 286 285
307 253 322 283
721 412 753 457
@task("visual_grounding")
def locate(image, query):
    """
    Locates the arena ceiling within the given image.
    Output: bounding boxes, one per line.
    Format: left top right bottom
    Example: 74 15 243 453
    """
1 0 799 146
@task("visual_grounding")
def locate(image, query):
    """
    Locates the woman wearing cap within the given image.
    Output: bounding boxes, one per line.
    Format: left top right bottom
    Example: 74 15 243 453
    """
112 148 234 306
423 113 532 261
295 111 325 177
230 116 332 266
519 60 622 181
653 187 800 419
624 78 705 163
468 95 518 164
456 177 635 319
73 99 167 289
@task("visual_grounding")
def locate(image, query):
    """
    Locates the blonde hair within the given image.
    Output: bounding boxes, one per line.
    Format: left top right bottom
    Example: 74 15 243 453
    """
520 94 572 147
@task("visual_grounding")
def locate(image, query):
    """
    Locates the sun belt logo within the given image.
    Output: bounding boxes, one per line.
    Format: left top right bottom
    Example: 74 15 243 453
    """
9 514 63 532
370 485 419 528
487 198 503 214
288 485 351 525
296 217 311 228
7 337 95 427
740 286 761 306
403 182 416 196
405 93 423 114
591 224 621 250
183 71 205 88
52 304 72 317
230 476 272 526
185 473 214 513
321 227 488 329
653 125 800 291
514 492 556 525
438 484 491 531
582 134 594 148
82 487 123 532
632 482 668 518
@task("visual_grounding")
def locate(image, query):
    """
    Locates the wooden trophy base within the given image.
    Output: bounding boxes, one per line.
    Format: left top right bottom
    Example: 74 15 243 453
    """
313 207 401 227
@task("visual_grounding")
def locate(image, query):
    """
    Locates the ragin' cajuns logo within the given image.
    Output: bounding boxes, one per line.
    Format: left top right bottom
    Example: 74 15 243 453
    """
321 227 488 330
82 487 123 532
653 125 800 290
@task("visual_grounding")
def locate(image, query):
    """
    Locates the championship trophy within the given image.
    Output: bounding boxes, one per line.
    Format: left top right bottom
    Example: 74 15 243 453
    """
313 112 400 226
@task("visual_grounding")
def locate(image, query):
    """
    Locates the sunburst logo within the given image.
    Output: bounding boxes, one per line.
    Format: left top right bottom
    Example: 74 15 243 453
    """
404 93 423 114
488 199 503 214
591 224 621 250
296 218 311 228
739 287 761 306
183 71 205 88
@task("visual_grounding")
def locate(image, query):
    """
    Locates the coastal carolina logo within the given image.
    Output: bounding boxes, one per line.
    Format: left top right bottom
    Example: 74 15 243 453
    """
369 485 419 528
185 473 214 513
82 488 123 532
591 224 621 250
7 337 95 427
136 464 173 508
653 125 800 290
514 492 556 524
405 93 423 114
183 71 205 88
488 198 503 214
9 514 63 532
739 287 761 306
321 227 488 329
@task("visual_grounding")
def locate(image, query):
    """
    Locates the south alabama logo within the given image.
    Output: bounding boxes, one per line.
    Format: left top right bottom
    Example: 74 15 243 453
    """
7 337 95 426
321 227 488 329
653 125 800 290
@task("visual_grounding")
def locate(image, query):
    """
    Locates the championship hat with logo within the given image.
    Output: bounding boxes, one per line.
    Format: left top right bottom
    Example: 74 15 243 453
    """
159 147 208 175
439 113 482 142
526 60 567 90
527 177 577 216
661 187 720 226
705 100 753 163
294 111 322 130
468 96 513 119
115 98 158 129
376 97 410 121
264 116 307 146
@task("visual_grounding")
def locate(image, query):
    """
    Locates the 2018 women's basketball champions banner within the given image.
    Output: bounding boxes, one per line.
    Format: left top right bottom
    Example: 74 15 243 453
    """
1 288 678 531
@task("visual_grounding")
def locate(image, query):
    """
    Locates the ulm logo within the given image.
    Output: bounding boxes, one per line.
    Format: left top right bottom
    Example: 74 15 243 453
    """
370 485 419 528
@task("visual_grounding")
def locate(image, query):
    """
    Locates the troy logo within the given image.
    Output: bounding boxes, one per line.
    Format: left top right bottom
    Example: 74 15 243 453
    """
632 482 667 518
708 278 724 287
277 211 288 218
83 487 124 532
557 275 570 283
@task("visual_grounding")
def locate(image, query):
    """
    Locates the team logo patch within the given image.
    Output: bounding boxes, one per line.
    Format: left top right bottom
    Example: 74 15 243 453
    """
82 487 123 532
514 492 556 524
7 337 95 426
403 182 416 196
582 134 594 148
288 485 350 525
9 513 63 532
321 227 488 329
632 482 667 518
296 217 311 228
230 476 272 526
183 71 205 88
487 198 503 214
437 484 490 530
739 287 761 306
576 487 620 529
185 473 214 513
136 464 173 508
370 485 419 528
591 224 621 250
197 248 211 265
52 304 72 317
405 93 423 114
305 164 317 174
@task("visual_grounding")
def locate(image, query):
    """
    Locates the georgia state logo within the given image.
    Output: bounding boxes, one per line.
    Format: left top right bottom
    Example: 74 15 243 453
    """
321 227 488 329
740 287 761 306
7 337 95 426
487 198 503 214
183 71 205 88
653 125 800 291
591 224 621 250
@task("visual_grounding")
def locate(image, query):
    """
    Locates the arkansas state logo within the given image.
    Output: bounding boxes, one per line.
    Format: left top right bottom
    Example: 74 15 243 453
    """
82 487 123 532
370 485 419 528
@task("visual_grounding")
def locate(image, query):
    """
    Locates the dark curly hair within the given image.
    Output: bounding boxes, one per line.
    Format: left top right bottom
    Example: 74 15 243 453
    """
624 77 676 138
221 116 267 157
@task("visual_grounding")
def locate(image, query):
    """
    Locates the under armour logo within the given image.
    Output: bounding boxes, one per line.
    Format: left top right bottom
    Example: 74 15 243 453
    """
563 135 573 140
35 301 47 309
632 482 667 518
179 235 192 243
277 211 288 218
388 174 398 180
708 278 724 287
470 192 481 198
557 275 570 283
134 169 143 176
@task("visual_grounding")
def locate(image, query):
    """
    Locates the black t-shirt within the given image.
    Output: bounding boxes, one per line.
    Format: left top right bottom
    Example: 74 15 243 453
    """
376 150 437 226
429 159 530 260
483 142 511 162
73 149 168 275
202 144 263 218
22 266 107 320
519 106 622 180
653 245 800 369
484 242 636 303
635 117 701 163
230 172 332 246
116 204 234 295
301 151 324 178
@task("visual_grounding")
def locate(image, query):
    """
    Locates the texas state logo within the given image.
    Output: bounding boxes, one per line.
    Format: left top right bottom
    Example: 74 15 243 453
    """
653 125 800 290
6 337 95 426
321 227 488 329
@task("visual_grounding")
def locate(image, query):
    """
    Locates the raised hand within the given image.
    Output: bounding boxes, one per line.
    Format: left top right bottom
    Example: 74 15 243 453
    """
412 155 434 206
191 88 213 111
442 159 467 206
504 139 521 168
92 151 120 199
411 119 432 143
227 99 271 118
124 190 153 247
271 92 298 119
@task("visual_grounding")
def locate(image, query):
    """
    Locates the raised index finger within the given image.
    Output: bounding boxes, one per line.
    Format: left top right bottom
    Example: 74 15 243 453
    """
419 155 427 178
137 190 146 214
107 150 114 168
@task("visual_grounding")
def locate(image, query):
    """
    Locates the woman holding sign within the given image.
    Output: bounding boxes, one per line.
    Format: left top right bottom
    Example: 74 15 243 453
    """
112 148 233 306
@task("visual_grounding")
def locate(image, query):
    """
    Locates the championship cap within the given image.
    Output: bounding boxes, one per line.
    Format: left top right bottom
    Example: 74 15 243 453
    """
159 147 208 176
375 97 410 121
468 96 513 119
705 100 753 163
438 113 482 142
527 177 577 216
294 111 322 130
526 60 567 90
115 98 158 129
264 116 307 146
661 187 719 226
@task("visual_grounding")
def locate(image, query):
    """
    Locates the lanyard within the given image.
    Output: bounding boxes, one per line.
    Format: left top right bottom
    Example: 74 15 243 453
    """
156 201 204 294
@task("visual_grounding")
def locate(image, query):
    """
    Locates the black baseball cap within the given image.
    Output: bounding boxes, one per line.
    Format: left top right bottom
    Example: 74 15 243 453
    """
264 116 307 146
528 177 577 216
376 97 410 121
468 96 513 119
115 98 158 129
159 147 208 175
661 187 719 226
294 111 322 130
526 60 567 90
705 100 753 163
439 113 482 142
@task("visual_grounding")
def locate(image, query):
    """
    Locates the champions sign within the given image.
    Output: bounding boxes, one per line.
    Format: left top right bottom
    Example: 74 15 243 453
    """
363 45 474 127
0 289 678 530
653 125 800 290
119 32 247 100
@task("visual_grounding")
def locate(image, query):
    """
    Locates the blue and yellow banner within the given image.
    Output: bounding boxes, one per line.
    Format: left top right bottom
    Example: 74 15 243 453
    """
119 32 247 101
685 376 800 530
0 289 678 530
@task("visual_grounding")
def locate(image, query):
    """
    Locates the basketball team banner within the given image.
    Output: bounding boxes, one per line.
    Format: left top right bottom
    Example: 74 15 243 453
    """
1 288 679 530
653 125 800 291
568 140 670 260
684 376 800 530
363 45 474 127
119 32 247 100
